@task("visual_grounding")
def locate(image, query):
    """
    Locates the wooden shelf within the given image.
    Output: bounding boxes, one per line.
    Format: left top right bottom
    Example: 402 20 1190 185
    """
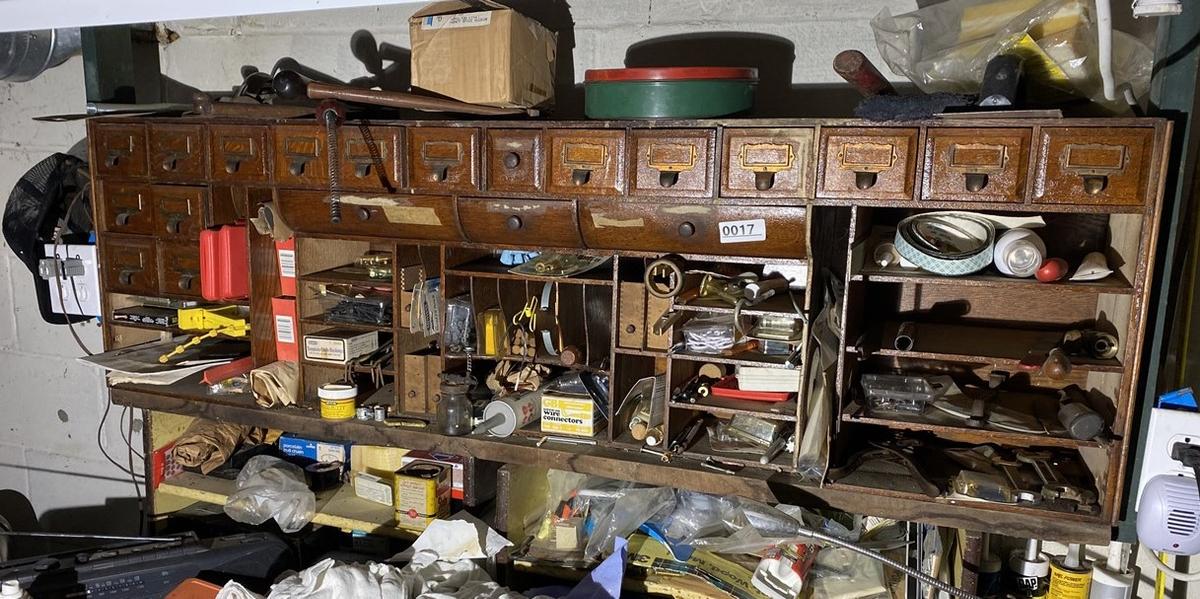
671 351 796 370
301 358 396 377
674 294 805 317
113 385 1111 543
157 471 415 538
670 394 798 422
299 316 393 332
852 263 1134 294
444 352 608 374
614 347 669 358
871 321 1124 373
445 258 613 286
840 402 1106 449
680 433 794 470
299 266 393 287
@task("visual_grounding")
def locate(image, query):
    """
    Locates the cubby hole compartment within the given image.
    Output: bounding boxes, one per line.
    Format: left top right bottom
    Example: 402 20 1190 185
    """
666 406 798 471
827 426 1106 519
443 246 615 286
668 356 799 422
297 279 393 330
295 237 396 285
300 358 395 413
610 353 665 446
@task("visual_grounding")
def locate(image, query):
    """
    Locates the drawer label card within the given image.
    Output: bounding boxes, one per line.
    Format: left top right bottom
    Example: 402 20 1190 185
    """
719 219 766 244
274 315 295 344
277 249 296 278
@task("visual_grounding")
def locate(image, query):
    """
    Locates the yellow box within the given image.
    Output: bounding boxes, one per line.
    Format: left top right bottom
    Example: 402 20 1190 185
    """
394 461 451 532
540 392 601 437
350 445 410 479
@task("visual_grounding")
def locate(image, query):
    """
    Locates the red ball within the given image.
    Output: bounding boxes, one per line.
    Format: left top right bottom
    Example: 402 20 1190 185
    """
1036 258 1069 283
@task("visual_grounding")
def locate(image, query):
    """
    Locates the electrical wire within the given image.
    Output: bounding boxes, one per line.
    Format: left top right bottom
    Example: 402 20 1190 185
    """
119 405 144 460
96 399 144 480
51 175 95 356
1141 544 1200 582
126 406 145 536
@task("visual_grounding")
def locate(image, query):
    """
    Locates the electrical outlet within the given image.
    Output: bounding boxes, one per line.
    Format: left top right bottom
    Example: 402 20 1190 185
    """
1134 399 1200 510
42 243 100 317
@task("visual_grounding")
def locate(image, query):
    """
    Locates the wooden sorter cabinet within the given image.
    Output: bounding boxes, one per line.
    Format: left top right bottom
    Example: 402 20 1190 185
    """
89 116 1171 544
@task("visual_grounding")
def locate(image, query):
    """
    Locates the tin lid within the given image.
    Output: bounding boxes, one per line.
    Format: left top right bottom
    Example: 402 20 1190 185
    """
584 66 758 82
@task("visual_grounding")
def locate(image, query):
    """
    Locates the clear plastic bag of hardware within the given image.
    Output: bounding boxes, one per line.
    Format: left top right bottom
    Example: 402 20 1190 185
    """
681 315 736 354
223 456 315 533
583 484 676 560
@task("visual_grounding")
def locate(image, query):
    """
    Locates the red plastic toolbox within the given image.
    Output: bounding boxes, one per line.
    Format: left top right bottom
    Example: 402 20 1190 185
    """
200 224 249 300
709 375 794 403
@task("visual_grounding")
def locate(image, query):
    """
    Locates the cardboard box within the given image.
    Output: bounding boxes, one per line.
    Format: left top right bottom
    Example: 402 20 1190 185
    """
354 472 394 506
410 0 556 108
399 451 465 500
278 434 351 465
351 445 410 479
394 461 452 531
304 328 379 364
540 392 601 437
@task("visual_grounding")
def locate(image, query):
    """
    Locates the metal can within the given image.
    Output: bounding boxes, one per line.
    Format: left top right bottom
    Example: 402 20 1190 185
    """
373 404 389 421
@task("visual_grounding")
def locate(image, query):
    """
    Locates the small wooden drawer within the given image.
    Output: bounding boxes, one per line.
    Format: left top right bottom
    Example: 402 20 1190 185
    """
277 190 462 241
547 129 626 196
407 127 479 193
93 123 148 179
579 200 807 258
721 128 813 198
485 129 543 193
158 241 202 297
457 197 581 247
273 124 326 188
151 185 207 239
617 282 647 349
923 128 1031 203
339 125 404 192
103 235 158 295
817 127 919 200
209 125 271 183
630 129 715 198
97 182 153 235
1033 127 1154 206
149 123 206 181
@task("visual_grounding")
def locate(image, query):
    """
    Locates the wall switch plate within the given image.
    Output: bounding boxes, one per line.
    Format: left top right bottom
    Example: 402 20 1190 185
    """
42 243 100 317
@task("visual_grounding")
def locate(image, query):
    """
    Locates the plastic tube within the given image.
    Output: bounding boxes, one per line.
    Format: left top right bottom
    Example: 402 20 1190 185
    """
1141 545 1200 582
1095 0 1117 101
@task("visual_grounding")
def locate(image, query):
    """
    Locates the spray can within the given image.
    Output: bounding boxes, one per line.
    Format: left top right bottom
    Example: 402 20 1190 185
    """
1048 544 1092 599
1009 539 1050 598
1089 542 1133 599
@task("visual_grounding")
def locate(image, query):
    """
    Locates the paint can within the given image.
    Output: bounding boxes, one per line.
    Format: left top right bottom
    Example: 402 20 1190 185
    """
394 461 451 531
1048 556 1092 599
318 382 358 420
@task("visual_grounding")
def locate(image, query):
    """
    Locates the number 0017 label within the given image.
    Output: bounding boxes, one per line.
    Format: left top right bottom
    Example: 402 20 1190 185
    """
718 219 767 243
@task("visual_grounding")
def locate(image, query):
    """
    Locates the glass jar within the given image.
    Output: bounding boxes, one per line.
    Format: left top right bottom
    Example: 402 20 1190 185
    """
437 374 475 436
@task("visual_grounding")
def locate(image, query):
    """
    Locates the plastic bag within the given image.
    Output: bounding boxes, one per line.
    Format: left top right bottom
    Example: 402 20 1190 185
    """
583 484 675 559
808 547 890 599
223 455 316 533
871 0 1151 110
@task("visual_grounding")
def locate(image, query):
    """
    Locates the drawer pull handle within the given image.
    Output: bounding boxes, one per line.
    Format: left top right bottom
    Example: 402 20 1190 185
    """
161 154 180 172
288 157 309 176
625 324 637 334
503 152 521 169
224 158 241 174
104 151 122 168
431 165 449 182
506 215 523 230
571 168 591 186
854 171 878 190
357 207 372 221
407 390 418 398
177 273 196 291
164 214 186 234
678 222 696 237
118 268 140 286
754 171 776 191
114 209 138 227
1083 175 1108 195
353 162 372 178
658 171 680 188
965 173 989 192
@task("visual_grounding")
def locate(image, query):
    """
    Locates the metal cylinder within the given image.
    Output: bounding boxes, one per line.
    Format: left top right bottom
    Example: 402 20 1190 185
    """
0 29 80 82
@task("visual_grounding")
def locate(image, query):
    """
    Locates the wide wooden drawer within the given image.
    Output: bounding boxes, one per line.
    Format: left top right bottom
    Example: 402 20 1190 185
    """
273 124 327 188
277 191 462 241
817 127 919 200
151 185 208 239
485 129 543 193
408 127 479 194
158 241 202 297
630 129 715 198
97 182 153 236
923 127 1031 203
579 200 806 258
721 127 813 198
209 125 271 183
339 125 404 192
103 235 158 295
547 129 626 196
93 123 148 180
149 123 207 182
457 198 581 247
1033 127 1154 206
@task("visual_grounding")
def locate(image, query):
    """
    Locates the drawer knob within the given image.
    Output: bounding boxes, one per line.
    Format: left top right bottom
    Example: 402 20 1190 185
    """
118 268 139 286
354 162 372 178
431 165 449 182
625 324 637 334
165 214 186 234
407 390 417 398
854 171 878 190
115 209 138 226
357 207 372 221
965 173 989 192
161 155 179 172
288 157 308 177
177 273 196 291
104 151 121 168
571 168 591 186
678 222 696 237
506 215 523 230
503 152 521 169
224 158 241 174
658 171 679 188
754 171 775 191
1082 175 1108 195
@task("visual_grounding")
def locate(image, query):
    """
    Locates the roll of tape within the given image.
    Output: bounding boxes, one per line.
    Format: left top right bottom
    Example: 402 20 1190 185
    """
894 212 994 276
305 461 343 491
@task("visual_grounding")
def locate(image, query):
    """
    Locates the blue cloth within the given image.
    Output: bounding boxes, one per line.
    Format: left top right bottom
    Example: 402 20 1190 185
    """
526 536 627 599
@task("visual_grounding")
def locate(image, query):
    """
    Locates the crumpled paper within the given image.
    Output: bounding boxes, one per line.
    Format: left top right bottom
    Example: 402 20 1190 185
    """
250 360 299 408
393 512 513 566
215 557 525 599
172 419 247 474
